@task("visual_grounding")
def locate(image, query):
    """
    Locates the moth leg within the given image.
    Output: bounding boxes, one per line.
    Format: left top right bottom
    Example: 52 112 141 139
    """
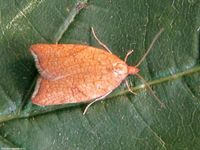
124 50 134 63
83 91 112 115
91 27 112 54
125 80 137 95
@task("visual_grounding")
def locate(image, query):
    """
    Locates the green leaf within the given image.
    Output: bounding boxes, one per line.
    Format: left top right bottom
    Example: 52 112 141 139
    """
0 0 200 149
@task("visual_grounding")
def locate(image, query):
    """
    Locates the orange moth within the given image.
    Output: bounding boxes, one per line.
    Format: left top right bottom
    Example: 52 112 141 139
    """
31 28 164 114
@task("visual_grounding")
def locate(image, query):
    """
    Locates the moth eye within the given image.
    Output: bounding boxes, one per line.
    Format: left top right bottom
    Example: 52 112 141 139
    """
113 63 128 75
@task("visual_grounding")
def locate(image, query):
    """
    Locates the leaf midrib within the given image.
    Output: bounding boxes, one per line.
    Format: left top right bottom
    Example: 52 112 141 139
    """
0 65 199 123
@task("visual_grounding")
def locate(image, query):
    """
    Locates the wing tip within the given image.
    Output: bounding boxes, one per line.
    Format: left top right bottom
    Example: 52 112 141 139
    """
31 77 42 99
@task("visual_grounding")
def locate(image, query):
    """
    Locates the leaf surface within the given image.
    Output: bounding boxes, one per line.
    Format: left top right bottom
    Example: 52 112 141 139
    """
0 0 200 149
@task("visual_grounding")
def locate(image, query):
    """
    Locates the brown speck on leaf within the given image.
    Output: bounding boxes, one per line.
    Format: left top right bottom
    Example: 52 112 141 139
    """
76 2 87 11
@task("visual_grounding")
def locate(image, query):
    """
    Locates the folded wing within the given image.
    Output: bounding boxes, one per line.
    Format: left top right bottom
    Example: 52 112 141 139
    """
31 44 128 105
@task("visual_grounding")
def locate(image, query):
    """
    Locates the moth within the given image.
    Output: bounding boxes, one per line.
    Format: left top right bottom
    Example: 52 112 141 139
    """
30 28 164 114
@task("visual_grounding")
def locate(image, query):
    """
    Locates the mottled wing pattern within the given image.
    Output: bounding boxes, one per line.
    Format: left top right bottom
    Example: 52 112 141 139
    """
31 44 128 105
31 44 90 80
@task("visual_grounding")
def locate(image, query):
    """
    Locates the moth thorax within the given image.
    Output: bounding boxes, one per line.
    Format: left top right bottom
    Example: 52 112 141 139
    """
113 62 128 75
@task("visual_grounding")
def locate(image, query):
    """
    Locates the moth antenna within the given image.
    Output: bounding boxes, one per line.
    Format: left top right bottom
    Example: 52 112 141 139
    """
135 28 164 67
91 27 112 53
135 73 165 108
